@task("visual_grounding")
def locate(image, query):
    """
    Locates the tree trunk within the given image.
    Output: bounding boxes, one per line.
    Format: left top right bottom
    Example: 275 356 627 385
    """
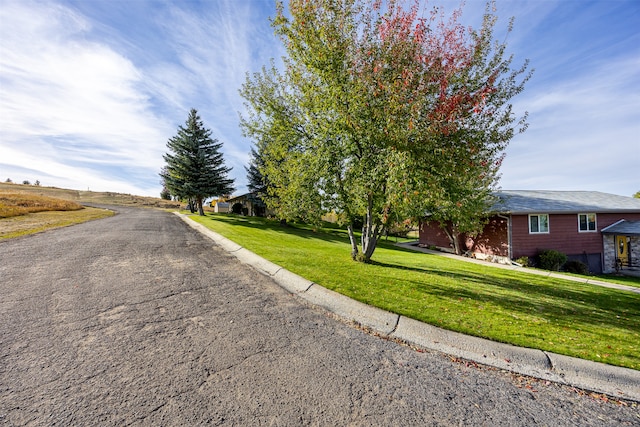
197 197 205 216
443 224 462 255
359 194 383 263
451 234 461 255
361 224 382 262
347 224 359 261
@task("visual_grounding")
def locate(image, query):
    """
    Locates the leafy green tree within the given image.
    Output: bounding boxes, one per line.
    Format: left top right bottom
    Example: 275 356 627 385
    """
160 108 235 216
634 191 640 199
241 0 529 261
241 65 325 225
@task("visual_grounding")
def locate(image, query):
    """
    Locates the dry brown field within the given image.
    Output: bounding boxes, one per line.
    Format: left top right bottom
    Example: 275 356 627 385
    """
0 182 182 209
0 182 181 239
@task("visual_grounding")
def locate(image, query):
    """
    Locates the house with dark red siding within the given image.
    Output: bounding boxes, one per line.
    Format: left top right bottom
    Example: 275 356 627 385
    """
419 190 640 274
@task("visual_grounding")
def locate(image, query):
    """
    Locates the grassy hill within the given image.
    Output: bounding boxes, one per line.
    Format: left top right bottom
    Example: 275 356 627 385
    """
0 182 181 209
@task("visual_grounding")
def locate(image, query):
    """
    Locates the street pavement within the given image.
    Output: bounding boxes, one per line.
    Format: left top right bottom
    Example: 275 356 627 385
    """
0 206 638 426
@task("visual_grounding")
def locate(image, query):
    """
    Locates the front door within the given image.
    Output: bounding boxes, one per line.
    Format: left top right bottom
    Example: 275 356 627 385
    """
616 235 629 267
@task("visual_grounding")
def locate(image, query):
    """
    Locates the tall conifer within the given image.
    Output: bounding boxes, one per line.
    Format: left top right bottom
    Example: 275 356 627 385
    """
245 147 267 196
161 109 234 215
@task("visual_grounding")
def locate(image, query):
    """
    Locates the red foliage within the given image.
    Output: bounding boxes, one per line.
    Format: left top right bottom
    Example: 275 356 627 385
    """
356 0 499 138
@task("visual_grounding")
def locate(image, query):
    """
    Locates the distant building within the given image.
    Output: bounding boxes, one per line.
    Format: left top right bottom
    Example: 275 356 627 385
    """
226 192 270 217
211 201 229 213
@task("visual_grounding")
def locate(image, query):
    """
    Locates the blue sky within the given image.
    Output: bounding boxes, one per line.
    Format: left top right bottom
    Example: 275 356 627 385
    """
1 0 638 198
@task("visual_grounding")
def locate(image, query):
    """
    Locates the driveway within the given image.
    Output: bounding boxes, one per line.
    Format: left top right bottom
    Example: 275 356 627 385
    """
0 207 637 426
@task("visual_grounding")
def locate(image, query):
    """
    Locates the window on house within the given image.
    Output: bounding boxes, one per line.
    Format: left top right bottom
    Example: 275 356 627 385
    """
529 214 549 234
578 213 597 232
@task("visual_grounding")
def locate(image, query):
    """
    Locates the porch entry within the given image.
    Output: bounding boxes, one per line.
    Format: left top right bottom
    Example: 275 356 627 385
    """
616 235 629 266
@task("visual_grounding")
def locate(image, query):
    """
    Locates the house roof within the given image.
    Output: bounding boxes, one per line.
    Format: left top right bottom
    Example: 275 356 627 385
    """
601 220 640 236
227 192 254 202
490 190 640 215
227 192 265 204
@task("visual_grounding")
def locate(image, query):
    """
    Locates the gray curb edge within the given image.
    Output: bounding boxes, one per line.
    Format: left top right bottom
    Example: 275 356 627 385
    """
176 213 640 402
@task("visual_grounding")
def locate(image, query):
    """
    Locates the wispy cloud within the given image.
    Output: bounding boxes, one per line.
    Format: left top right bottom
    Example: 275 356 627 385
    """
1 0 638 197
0 0 170 194
151 0 281 181
0 0 282 195
502 54 640 194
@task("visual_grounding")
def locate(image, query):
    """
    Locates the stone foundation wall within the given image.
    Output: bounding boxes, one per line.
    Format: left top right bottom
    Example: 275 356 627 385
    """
603 235 616 274
630 236 640 268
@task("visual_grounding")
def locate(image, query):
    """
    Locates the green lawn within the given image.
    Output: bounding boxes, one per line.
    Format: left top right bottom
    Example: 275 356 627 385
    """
190 213 640 371
584 274 640 289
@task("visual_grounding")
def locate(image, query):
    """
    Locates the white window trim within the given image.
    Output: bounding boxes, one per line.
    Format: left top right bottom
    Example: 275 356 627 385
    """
578 213 597 233
528 214 549 234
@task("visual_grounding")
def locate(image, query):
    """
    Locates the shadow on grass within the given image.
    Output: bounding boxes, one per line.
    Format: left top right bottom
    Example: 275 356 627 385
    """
202 213 352 244
202 214 639 337
369 259 640 334
591 273 640 288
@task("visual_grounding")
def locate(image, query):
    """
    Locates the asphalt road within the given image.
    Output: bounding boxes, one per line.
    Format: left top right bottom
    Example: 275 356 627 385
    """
0 207 637 426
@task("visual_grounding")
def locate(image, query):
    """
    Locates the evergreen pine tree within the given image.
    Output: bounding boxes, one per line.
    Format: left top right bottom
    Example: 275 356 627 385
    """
160 108 235 215
245 147 267 196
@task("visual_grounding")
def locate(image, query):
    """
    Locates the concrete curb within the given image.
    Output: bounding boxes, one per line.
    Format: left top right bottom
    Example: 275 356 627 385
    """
175 213 640 402
391 316 562 382
546 352 640 401
273 268 314 294
234 248 282 276
303 285 399 335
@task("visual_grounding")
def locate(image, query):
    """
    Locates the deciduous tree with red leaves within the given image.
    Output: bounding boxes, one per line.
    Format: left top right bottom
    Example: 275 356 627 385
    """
240 0 531 261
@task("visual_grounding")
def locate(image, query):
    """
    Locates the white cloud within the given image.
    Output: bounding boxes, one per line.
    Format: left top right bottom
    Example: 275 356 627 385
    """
0 0 171 195
127 0 281 194
0 145 153 195
502 55 640 196
2 0 637 199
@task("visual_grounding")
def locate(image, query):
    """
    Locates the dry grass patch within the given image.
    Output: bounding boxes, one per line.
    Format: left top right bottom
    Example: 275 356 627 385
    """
0 189 114 239
0 191 83 218
0 207 114 239
0 182 181 209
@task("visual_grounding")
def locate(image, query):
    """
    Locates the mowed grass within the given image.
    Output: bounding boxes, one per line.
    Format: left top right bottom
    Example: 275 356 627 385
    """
580 274 640 289
190 213 640 370
0 190 114 239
